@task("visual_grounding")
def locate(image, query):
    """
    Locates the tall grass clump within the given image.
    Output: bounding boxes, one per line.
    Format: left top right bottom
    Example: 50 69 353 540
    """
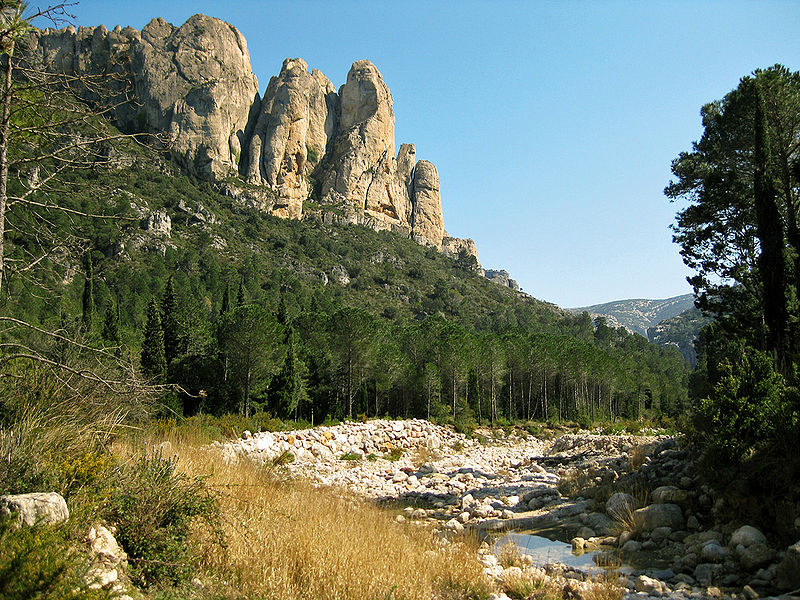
167 441 493 600
0 363 150 498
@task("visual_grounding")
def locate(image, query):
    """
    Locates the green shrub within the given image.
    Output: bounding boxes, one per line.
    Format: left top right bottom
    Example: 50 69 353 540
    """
695 348 785 462
108 450 219 588
385 448 404 461
0 516 109 600
340 452 362 461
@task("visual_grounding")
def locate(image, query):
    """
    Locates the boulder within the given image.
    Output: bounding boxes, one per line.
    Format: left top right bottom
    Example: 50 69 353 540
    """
0 492 69 526
700 540 726 563
776 541 800 590
651 485 689 505
605 492 637 520
634 575 664 594
730 525 767 548
633 503 684 531
736 543 774 571
583 512 616 536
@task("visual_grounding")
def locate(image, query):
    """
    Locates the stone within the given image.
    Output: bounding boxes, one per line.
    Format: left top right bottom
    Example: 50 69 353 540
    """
622 540 642 553
730 525 768 548
584 512 616 536
483 269 520 291
444 518 463 533
320 61 414 233
331 264 350 286
700 540 726 563
736 543 774 571
571 537 586 550
775 541 800 590
634 575 664 594
245 58 336 218
606 492 637 520
25 16 260 179
410 160 444 248
87 524 126 565
694 563 723 586
440 236 480 265
651 485 688 505
85 524 128 591
0 492 69 527
650 526 672 543
140 210 171 236
576 526 595 539
742 584 759 599
633 503 684 531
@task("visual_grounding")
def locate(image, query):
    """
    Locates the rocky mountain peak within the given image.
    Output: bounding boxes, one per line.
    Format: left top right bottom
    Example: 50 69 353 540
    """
24 15 477 258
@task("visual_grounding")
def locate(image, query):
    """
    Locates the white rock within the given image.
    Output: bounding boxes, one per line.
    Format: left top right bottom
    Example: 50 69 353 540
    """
0 492 69 527
730 525 767 548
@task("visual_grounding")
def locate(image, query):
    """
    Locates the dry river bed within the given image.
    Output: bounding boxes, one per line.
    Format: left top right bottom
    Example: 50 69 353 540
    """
216 419 800 600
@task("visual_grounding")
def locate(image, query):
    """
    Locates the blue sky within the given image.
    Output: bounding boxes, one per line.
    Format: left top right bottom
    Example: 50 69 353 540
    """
65 1 800 307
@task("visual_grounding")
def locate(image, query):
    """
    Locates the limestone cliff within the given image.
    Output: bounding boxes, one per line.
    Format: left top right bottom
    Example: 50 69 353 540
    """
23 14 468 251
245 58 337 218
23 15 260 179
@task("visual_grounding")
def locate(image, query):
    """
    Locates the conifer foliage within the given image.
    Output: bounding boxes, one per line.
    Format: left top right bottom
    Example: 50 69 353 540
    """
140 298 166 380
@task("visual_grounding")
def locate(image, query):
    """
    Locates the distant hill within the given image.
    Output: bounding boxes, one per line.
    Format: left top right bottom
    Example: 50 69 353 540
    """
568 294 695 337
647 307 711 366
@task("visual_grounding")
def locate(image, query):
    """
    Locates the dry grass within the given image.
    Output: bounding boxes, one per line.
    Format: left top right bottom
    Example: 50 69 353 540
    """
150 439 492 600
626 443 654 471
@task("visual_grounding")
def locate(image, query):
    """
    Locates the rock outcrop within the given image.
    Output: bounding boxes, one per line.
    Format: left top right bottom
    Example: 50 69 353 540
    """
24 14 260 179
441 235 480 263
0 492 69 526
410 160 445 247
484 269 521 292
24 16 464 249
245 58 336 218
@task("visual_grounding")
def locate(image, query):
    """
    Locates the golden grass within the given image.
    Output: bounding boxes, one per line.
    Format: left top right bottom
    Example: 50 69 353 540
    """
148 440 492 600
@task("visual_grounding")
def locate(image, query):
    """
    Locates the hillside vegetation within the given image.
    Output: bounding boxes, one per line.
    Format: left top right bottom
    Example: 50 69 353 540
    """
1 138 690 428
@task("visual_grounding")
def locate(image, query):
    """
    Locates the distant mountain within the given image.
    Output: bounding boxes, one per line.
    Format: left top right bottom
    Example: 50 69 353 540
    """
568 294 695 337
647 307 711 366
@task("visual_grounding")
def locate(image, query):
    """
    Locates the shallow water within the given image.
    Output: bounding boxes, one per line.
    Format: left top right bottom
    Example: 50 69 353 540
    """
495 528 670 575
495 530 611 572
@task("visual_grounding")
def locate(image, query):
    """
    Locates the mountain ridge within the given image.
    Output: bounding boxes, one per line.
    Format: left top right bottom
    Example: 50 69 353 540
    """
568 293 695 336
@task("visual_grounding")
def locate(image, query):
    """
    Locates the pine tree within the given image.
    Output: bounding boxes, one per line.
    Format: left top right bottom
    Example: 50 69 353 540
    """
221 281 231 316
162 275 182 366
754 82 788 368
236 279 245 306
141 297 166 379
102 297 119 344
272 325 309 419
82 252 95 329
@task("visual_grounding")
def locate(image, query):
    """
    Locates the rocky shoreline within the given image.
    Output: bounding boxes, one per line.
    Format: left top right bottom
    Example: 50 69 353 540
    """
219 419 800 600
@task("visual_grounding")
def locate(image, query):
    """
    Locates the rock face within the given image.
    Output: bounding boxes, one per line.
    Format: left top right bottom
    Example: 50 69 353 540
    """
484 269 521 292
25 17 459 249
0 492 69 526
24 15 260 179
245 58 337 218
441 235 480 263
410 160 444 247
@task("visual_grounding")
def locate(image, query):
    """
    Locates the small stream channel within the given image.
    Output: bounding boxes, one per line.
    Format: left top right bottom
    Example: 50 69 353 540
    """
495 527 670 576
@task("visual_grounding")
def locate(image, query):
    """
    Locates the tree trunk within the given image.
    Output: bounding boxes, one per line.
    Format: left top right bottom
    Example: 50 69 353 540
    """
0 41 14 294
